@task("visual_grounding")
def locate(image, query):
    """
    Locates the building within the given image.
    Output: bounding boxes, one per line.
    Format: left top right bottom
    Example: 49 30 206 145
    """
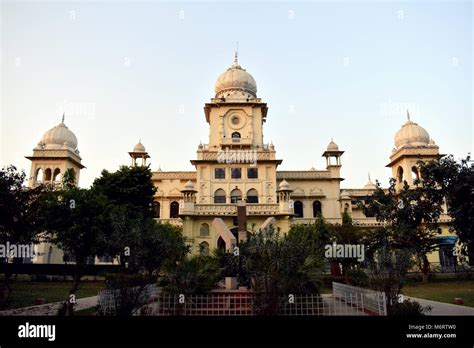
26 54 458 269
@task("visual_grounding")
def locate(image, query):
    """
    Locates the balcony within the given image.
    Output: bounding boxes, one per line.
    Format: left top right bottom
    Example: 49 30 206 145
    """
191 204 281 216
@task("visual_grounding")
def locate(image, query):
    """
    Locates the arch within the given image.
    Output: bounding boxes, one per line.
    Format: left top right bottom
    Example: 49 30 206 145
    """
344 203 350 212
169 201 179 218
214 189 226 203
246 189 258 203
312 200 322 217
44 168 52 182
411 166 420 181
53 168 61 182
231 132 241 139
35 168 44 182
199 242 210 256
153 201 161 218
230 188 242 203
217 237 226 252
200 223 210 237
397 166 404 183
294 200 304 218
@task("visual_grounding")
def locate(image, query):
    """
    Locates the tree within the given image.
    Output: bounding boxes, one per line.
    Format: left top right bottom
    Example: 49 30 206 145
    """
0 166 43 302
91 165 158 269
36 185 109 294
418 155 474 257
364 178 442 282
329 212 368 281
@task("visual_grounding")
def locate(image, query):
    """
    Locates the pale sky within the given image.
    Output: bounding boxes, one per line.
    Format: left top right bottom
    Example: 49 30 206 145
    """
1 1 472 189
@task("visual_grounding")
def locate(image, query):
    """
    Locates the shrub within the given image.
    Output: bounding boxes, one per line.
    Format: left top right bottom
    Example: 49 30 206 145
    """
391 299 432 316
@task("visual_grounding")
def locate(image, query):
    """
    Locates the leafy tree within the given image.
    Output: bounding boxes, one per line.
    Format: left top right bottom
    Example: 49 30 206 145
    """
0 166 43 302
418 155 474 257
36 185 109 294
238 227 324 314
364 179 442 282
329 212 368 281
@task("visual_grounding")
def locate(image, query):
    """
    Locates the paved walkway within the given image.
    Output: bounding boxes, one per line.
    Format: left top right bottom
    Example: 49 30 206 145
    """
406 296 474 316
0 295 98 316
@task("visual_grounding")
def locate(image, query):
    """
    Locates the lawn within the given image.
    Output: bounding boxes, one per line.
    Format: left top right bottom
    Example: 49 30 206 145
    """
2 280 105 310
402 279 474 307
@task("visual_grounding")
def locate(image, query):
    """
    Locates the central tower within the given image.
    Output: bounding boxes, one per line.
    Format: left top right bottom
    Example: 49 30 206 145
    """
191 53 282 205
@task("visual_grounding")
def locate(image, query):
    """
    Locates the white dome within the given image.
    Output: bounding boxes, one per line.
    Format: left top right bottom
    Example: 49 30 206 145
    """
215 55 257 99
327 140 339 151
184 180 195 190
41 120 78 151
340 190 350 199
278 179 290 190
394 119 430 148
133 141 146 152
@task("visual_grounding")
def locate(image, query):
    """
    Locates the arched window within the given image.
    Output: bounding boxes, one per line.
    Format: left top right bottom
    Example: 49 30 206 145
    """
35 168 43 182
214 189 226 203
53 168 61 182
344 203 350 212
230 188 242 203
44 168 52 182
246 189 258 203
397 166 404 183
294 200 304 218
312 200 322 217
199 242 210 256
200 223 210 236
411 166 420 181
231 132 241 139
170 201 180 218
153 201 161 218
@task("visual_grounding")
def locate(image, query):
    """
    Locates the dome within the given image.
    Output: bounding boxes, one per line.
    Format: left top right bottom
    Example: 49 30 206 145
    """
278 179 290 190
215 53 257 99
394 118 430 149
184 180 195 190
340 190 350 199
327 140 339 151
133 141 146 153
41 119 78 151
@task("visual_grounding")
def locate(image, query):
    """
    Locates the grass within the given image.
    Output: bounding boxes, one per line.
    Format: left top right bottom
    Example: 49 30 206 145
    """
402 279 474 307
2 280 105 310
75 305 98 316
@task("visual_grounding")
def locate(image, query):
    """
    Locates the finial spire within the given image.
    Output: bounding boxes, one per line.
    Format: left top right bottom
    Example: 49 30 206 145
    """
61 112 65 124
234 41 239 64
407 109 410 121
368 172 371 181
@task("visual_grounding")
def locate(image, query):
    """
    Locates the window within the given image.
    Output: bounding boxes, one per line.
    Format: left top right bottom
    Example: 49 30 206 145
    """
199 242 210 256
35 168 43 182
397 166 404 183
53 168 61 182
231 168 241 179
246 189 258 203
230 188 242 203
294 200 304 218
153 202 161 218
200 223 210 237
215 168 225 179
412 166 420 181
44 168 52 182
312 200 322 217
214 189 226 204
170 201 180 218
231 132 241 139
247 168 258 179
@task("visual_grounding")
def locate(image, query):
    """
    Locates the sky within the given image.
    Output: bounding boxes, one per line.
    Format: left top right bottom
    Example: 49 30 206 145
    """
1 1 472 189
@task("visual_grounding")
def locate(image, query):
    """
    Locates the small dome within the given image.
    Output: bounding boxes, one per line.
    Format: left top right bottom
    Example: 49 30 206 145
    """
41 120 78 151
340 190 350 199
133 141 146 153
363 180 376 190
327 140 339 151
215 54 257 99
278 179 290 190
394 119 430 149
184 180 195 190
